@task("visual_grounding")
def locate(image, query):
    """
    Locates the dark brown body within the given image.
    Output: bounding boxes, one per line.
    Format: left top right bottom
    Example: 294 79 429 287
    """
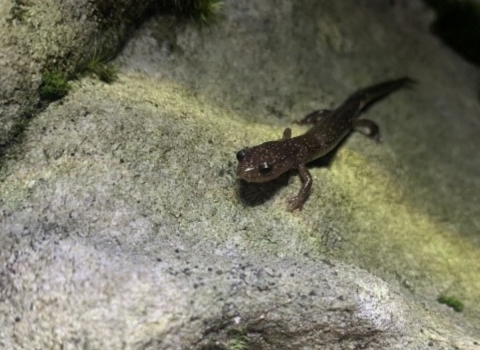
236 77 414 211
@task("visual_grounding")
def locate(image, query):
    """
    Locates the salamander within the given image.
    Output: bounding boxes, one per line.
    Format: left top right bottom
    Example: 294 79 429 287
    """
235 77 414 211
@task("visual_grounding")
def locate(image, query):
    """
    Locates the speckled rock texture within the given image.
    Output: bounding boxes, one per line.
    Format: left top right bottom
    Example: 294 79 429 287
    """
0 0 151 148
1 0 480 349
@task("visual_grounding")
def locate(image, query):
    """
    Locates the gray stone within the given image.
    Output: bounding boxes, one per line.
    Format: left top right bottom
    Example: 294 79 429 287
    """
1 0 479 349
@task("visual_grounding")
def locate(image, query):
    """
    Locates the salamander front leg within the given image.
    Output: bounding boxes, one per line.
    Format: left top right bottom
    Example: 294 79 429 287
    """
353 119 381 142
286 164 312 211
295 109 333 125
283 128 292 139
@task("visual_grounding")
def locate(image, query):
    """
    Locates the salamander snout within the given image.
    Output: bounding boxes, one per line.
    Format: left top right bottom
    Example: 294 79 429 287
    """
236 149 247 162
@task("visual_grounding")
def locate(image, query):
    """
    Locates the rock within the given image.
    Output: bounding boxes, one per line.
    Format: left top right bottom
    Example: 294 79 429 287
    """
1 0 479 349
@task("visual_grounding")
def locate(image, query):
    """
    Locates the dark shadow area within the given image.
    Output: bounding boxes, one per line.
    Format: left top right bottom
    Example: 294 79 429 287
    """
236 172 291 208
143 0 223 26
423 0 480 67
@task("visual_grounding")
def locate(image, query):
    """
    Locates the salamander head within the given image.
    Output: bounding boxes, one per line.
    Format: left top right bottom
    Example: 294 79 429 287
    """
235 141 297 183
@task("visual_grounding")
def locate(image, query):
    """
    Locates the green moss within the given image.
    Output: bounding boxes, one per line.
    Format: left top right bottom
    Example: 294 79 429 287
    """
84 57 118 84
227 336 248 350
437 295 464 312
39 70 70 101
161 0 223 25
39 54 117 103
75 45 118 84
225 327 249 350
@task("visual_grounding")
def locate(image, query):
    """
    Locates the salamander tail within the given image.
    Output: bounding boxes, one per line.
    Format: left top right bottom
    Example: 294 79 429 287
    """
356 77 416 111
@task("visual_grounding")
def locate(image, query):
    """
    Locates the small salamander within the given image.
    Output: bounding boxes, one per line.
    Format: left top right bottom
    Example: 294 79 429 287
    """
236 77 414 211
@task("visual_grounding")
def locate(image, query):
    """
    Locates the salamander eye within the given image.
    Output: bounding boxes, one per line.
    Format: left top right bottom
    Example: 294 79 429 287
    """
259 162 273 175
236 149 247 162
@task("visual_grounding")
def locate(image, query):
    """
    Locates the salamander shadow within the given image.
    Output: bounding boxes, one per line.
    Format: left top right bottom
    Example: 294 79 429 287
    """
236 171 291 208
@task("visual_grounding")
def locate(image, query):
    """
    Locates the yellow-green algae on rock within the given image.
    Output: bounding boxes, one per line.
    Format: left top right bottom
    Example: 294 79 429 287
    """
327 148 480 318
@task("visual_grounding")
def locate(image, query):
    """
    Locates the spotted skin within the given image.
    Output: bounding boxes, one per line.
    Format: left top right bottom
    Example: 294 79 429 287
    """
236 77 414 211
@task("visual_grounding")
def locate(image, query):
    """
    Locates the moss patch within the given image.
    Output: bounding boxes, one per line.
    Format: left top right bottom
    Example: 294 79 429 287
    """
158 0 224 25
227 336 248 350
77 52 118 84
39 70 70 101
85 61 118 83
438 295 464 312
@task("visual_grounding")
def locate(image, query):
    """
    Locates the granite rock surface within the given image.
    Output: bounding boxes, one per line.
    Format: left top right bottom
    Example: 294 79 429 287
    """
1 0 479 349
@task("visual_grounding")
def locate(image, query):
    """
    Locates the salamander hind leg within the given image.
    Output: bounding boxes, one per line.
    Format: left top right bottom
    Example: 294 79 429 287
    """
295 109 333 125
353 119 381 142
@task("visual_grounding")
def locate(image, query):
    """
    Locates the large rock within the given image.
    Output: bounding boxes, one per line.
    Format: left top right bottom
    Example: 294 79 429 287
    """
1 0 479 349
